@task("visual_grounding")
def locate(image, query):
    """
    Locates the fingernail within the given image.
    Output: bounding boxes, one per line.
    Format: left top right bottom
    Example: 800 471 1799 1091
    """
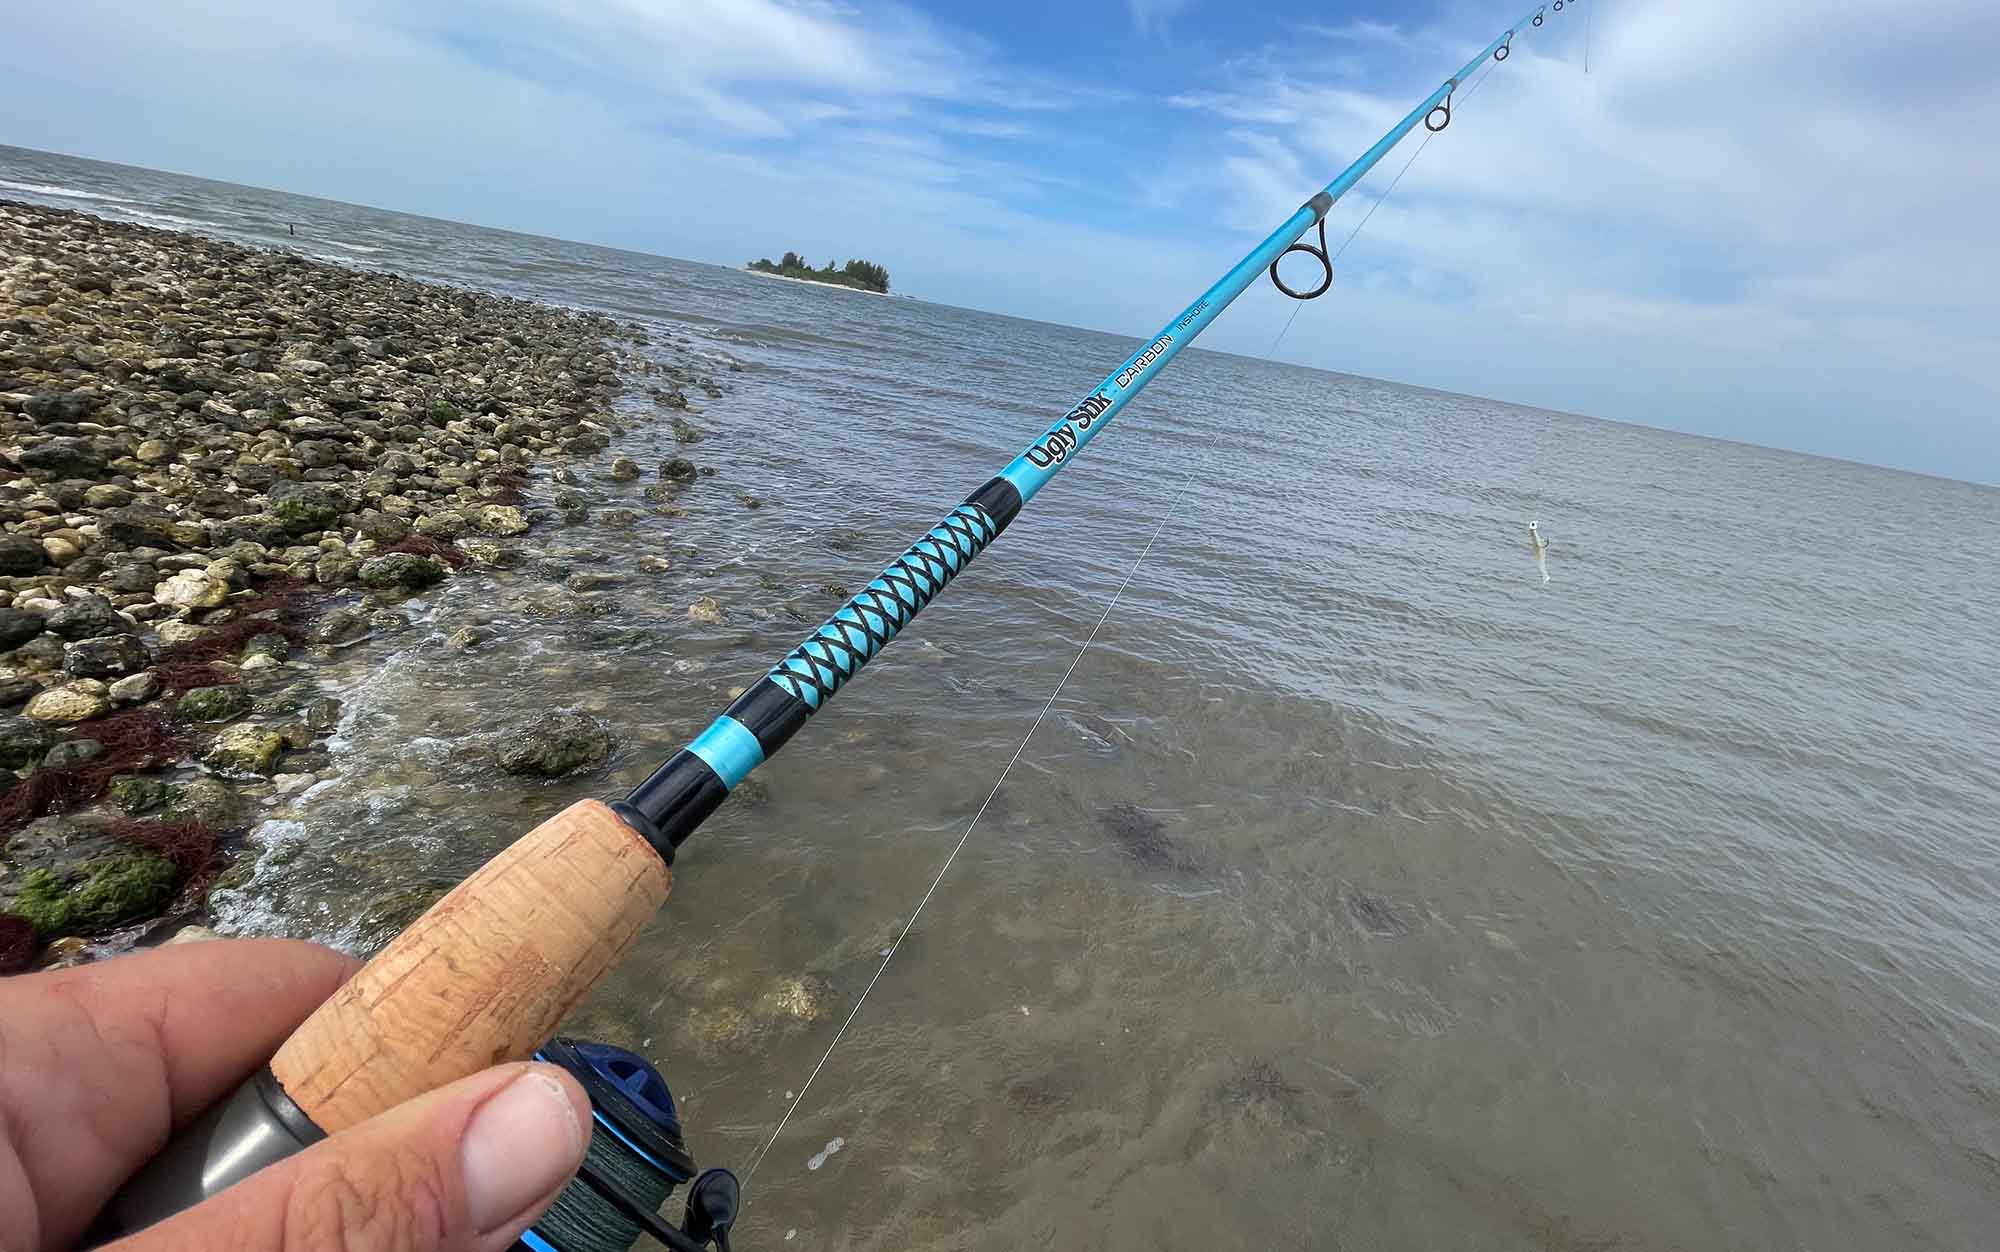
461 1068 585 1233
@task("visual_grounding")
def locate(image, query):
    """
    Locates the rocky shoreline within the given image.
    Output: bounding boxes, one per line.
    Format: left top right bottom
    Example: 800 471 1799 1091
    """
0 199 727 971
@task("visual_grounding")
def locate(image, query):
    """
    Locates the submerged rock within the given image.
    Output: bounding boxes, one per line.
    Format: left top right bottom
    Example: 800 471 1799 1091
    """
495 711 612 778
688 596 724 625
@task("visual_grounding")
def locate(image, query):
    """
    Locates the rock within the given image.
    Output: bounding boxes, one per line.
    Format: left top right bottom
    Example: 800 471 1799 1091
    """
305 696 342 731
239 653 281 673
0 607 44 651
134 439 176 465
165 776 239 828
108 672 160 704
267 481 345 534
41 535 82 565
688 596 724 625
11 636 64 673
84 484 134 509
457 539 517 568
471 505 529 536
37 936 92 969
672 418 703 444
0 677 40 708
18 438 107 480
0 715 56 769
0 536 47 575
177 685 252 723
414 511 466 540
358 553 448 590
108 774 171 815
153 569 229 611
359 512 411 543
738 494 762 509
638 555 672 575
45 595 129 640
609 456 640 480
241 632 290 662
101 506 182 551
495 710 612 778
22 390 92 423
203 723 285 775
312 607 371 646
43 739 103 770
24 683 111 724
446 626 487 651
62 634 150 680
165 925 221 945
155 620 211 648
599 509 638 529
659 457 698 483
10 852 177 937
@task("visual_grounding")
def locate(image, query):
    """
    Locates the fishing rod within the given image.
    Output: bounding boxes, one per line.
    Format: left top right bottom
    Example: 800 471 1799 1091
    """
97 6 1565 1249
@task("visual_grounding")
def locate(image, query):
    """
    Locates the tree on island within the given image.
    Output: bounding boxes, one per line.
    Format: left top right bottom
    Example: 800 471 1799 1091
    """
747 250 890 293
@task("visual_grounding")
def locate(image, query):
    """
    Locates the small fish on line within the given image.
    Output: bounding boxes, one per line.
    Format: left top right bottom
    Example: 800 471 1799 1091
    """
1528 520 1552 583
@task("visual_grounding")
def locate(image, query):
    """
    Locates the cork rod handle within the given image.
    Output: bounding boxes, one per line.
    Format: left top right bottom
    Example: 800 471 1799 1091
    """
269 799 670 1133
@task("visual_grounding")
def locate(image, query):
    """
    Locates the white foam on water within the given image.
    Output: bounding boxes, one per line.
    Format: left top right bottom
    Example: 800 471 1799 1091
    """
0 178 126 202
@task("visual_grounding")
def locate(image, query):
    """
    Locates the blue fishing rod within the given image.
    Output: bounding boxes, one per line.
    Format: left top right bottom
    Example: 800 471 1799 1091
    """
98 8 1565 1251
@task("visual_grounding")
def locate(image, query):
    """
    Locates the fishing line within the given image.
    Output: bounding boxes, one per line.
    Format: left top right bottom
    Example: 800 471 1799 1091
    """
746 474 1197 1183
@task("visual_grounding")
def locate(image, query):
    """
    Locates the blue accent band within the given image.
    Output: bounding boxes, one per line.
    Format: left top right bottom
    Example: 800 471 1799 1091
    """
521 1231 559 1252
686 716 764 789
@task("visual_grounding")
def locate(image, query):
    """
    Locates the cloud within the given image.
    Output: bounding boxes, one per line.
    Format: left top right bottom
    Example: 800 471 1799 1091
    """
1129 0 1197 34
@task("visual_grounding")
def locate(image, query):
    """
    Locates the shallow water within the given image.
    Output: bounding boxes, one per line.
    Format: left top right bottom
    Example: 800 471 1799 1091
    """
7 144 2000 1250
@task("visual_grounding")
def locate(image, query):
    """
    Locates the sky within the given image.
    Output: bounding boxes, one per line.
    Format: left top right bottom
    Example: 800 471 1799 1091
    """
3 0 1996 483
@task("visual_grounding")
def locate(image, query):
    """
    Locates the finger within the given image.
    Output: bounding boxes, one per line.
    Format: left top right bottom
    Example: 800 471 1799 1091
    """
106 1061 591 1252
0 939 357 1249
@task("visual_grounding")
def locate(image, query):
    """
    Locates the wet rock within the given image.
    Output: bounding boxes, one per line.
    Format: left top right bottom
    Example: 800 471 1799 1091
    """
608 456 640 480
177 684 252 723
203 723 285 775
0 608 44 651
43 739 103 769
354 885 446 952
495 710 612 778
165 925 221 945
36 936 91 970
0 536 46 576
672 418 703 444
358 553 447 590
107 672 160 704
471 504 528 536
0 677 40 708
24 682 110 724
108 774 170 815
9 852 177 937
311 607 371 646
756 974 832 1023
446 626 486 651
241 632 289 662
659 457 698 484
358 512 411 543
687 596 724 625
62 634 150 679
305 696 342 731
41 535 82 566
165 775 239 828
0 715 56 769
153 569 229 611
638 555 672 575
738 494 762 509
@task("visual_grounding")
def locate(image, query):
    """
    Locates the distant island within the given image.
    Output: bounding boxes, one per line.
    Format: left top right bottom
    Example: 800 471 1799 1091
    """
746 251 890 294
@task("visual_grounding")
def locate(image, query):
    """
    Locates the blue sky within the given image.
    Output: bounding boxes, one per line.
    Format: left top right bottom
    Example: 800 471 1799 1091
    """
3 0 1996 482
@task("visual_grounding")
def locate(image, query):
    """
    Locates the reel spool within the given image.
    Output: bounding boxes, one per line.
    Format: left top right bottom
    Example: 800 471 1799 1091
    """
527 1039 740 1252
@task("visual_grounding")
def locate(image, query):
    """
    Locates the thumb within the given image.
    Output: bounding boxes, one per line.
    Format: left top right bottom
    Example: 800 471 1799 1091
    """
108 1062 591 1252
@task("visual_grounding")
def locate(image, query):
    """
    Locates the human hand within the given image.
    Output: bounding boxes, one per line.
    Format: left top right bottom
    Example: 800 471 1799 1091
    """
0 938 591 1252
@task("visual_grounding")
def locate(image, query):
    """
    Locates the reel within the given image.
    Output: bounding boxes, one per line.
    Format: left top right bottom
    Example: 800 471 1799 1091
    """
527 1039 740 1252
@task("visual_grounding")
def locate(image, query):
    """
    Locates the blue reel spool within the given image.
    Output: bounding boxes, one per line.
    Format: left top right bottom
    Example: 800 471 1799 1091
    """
522 1039 737 1252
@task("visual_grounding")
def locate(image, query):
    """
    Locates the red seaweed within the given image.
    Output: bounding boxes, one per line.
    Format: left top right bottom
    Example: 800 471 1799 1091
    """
386 534 470 569
0 913 35 974
0 710 190 833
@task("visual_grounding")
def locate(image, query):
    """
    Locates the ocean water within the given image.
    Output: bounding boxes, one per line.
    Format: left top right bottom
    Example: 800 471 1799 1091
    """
6 144 1999 1250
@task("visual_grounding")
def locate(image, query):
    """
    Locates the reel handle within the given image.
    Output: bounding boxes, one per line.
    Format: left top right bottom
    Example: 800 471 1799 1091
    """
270 800 671 1132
